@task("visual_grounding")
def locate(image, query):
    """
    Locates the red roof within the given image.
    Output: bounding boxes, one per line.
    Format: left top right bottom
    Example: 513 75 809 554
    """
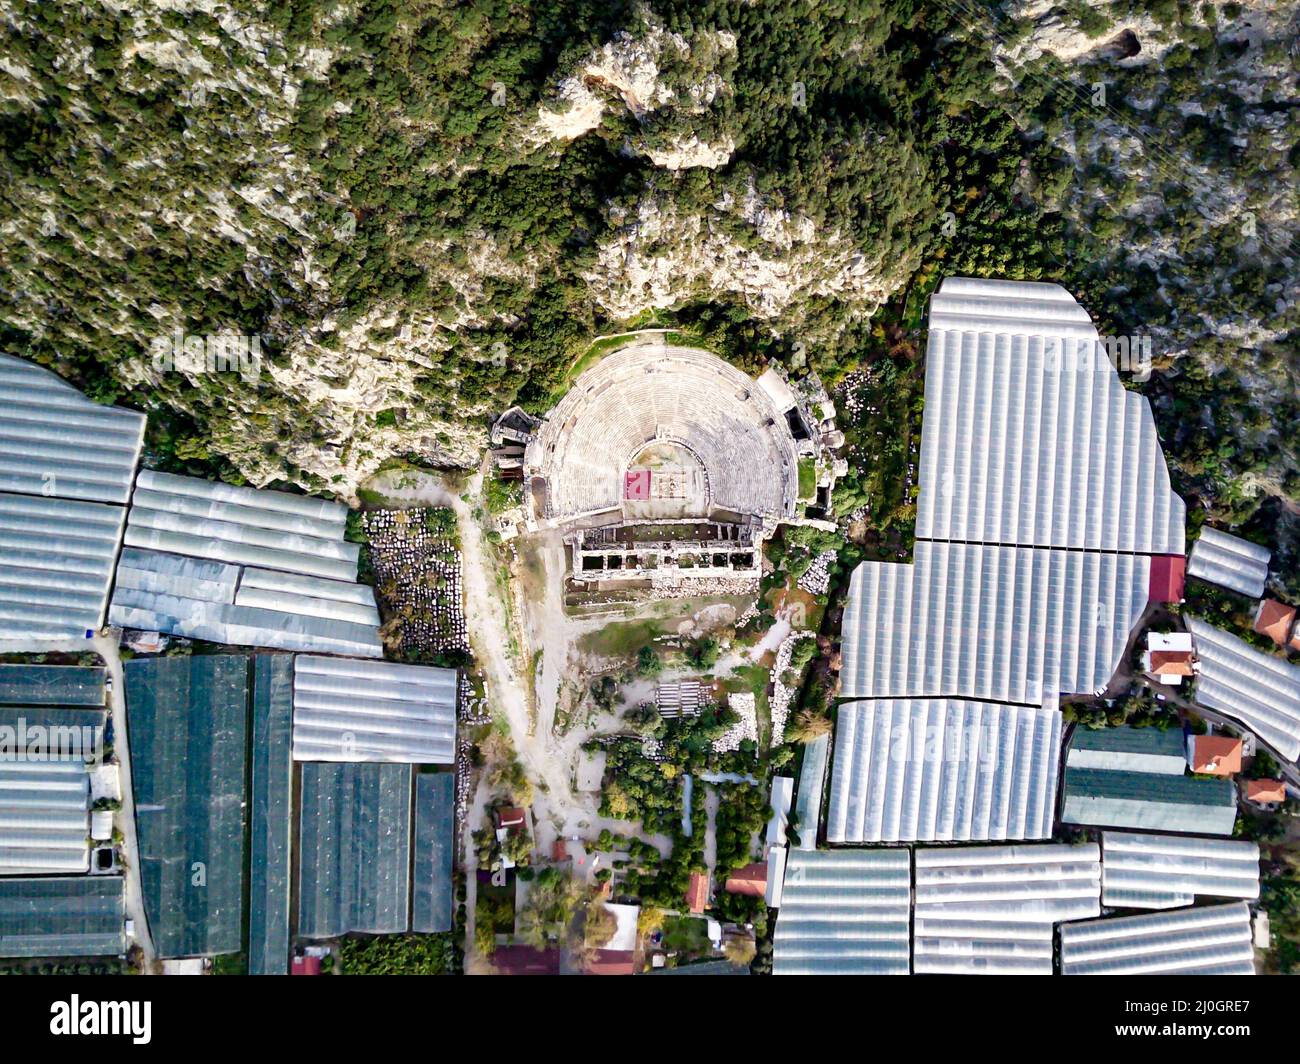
495 807 528 831
1148 650 1195 676
491 946 560 976
1191 735 1243 776
724 861 768 898
291 955 322 976
1148 555 1186 604
552 839 569 862
685 871 710 913
1246 779 1287 804
587 948 636 976
1254 600 1297 647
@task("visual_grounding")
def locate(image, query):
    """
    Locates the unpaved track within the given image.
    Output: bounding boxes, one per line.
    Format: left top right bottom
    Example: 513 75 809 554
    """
365 465 670 849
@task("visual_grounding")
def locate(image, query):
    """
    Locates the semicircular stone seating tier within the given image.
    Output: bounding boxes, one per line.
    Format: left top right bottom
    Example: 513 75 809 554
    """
530 344 800 522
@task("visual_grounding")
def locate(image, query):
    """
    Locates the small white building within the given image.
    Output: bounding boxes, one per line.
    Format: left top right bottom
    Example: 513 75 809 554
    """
1253 911 1271 950
765 846 787 909
90 809 114 841
89 762 122 803
767 776 794 848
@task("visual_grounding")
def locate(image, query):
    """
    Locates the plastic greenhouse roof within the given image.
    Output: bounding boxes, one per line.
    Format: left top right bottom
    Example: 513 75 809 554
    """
125 655 249 958
0 876 125 958
248 656 294 975
297 761 412 938
412 772 455 934
0 665 106 706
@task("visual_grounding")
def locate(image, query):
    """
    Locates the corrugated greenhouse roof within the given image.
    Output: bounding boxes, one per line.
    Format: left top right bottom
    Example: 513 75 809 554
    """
0 352 145 505
1186 616 1300 763
110 548 382 658
235 567 380 626
772 849 911 975
913 843 1101 975
292 656 457 763
125 655 249 958
124 470 358 581
248 656 293 975
917 279 1184 554
1059 902 1254 975
840 542 1150 705
0 759 90 874
1062 767 1237 835
1187 527 1270 598
0 665 106 706
0 356 143 639
1066 724 1187 775
1069 724 1185 755
841 278 1184 710
827 699 1061 843
0 876 125 958
1101 832 1259 910
412 772 455 934
0 492 128 638
792 732 829 851
297 761 412 938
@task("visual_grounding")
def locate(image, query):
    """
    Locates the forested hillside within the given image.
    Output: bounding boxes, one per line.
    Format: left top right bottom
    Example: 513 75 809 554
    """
0 0 1295 567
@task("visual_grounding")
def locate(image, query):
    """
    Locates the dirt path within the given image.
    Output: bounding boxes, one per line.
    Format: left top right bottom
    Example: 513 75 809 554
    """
364 465 669 853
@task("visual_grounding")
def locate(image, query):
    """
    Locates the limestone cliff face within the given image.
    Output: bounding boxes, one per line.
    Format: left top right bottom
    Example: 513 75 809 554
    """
0 3 913 496
582 177 897 327
527 15 737 170
532 9 910 337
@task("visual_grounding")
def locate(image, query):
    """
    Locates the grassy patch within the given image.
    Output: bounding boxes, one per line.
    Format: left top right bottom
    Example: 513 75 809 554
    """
661 915 713 954
485 470 523 515
725 663 772 746
578 617 665 659
798 457 817 499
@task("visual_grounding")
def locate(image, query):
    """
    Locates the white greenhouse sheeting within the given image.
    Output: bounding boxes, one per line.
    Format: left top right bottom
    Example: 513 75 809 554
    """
1059 902 1255 975
124 470 358 582
772 849 911 975
1101 832 1260 910
235 568 380 627
1187 527 1270 598
917 279 1184 553
110 549 382 658
0 760 90 875
826 699 1061 844
1186 617 1300 763
0 493 128 638
913 844 1101 975
841 278 1183 710
0 352 145 505
768 776 793 847
0 355 144 639
293 656 457 763
841 542 1149 705
793 733 829 850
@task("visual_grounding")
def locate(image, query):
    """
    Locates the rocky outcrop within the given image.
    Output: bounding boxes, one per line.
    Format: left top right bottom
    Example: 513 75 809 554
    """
529 10 737 170
584 178 900 326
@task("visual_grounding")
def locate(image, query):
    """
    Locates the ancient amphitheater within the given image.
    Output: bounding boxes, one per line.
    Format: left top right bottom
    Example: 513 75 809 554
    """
516 341 810 586
528 343 800 524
